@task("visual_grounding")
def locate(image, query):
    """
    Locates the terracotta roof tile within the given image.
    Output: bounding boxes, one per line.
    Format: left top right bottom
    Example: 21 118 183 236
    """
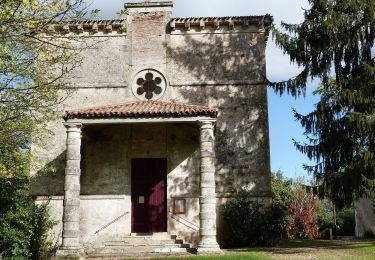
65 100 218 119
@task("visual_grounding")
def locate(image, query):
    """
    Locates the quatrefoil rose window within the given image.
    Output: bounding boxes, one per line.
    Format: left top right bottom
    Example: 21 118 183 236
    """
131 70 166 100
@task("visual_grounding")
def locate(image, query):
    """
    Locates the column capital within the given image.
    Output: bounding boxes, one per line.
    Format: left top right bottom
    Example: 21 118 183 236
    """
63 122 83 132
63 122 83 129
199 119 216 128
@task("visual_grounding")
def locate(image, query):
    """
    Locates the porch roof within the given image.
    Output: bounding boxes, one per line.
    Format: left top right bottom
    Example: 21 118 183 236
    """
65 100 218 120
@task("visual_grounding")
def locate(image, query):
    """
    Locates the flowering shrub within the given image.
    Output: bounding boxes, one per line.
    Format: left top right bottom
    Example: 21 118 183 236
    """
286 185 319 239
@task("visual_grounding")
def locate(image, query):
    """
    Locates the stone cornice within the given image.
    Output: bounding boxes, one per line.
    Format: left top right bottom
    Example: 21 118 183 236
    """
125 1 173 8
50 19 126 35
170 15 273 43
171 15 272 30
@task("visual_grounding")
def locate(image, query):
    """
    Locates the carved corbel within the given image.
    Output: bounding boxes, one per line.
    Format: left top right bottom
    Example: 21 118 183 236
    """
228 20 235 30
106 24 113 32
185 21 191 31
62 24 69 34
199 20 205 30
76 24 83 33
214 20 220 30
170 20 176 31
91 23 98 33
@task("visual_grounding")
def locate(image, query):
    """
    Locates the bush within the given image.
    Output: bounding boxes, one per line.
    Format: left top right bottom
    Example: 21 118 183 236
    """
317 200 335 238
220 190 289 247
271 171 296 210
0 150 56 259
336 208 355 236
286 184 319 239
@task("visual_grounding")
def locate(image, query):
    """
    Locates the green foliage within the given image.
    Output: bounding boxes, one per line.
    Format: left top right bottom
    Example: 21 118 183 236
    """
0 0 88 169
271 171 296 210
270 0 375 208
0 1 88 258
317 200 335 235
336 208 355 236
0 152 56 259
220 190 289 248
0 175 33 258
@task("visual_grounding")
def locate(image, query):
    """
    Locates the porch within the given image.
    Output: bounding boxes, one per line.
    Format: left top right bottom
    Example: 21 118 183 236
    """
58 101 221 257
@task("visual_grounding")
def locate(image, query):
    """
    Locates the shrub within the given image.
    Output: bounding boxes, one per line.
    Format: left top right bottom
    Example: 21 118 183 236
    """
317 200 335 238
286 184 319 239
271 171 296 210
336 208 355 236
0 150 56 259
220 190 288 247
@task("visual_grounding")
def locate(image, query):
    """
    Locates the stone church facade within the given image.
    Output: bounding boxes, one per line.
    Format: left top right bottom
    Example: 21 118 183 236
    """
32 1 272 257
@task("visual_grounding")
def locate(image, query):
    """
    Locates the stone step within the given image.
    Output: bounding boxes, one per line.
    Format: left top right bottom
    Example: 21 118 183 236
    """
180 243 191 248
88 247 154 255
87 234 193 257
112 238 181 243
88 246 190 256
120 235 175 241
154 247 189 253
105 241 183 247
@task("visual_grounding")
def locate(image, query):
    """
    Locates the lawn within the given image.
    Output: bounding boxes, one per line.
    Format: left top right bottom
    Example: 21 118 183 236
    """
129 239 375 260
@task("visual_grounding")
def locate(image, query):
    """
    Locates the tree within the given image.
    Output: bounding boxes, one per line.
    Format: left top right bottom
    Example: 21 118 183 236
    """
271 170 296 209
0 0 88 160
0 0 89 258
269 0 375 208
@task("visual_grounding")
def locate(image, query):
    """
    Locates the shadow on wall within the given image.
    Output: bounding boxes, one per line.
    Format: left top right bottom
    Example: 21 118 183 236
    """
31 123 202 207
167 123 200 245
30 151 66 196
167 33 264 83
166 32 271 197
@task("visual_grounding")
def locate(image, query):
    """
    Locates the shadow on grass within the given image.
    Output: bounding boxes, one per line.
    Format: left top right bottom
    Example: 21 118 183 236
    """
123 240 375 260
125 252 268 260
276 239 375 249
226 239 375 256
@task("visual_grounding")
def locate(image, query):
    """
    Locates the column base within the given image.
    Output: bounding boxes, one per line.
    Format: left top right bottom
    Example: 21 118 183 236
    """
56 247 84 259
197 242 222 254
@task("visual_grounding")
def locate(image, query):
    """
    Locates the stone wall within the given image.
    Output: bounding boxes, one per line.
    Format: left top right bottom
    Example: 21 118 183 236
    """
168 32 266 85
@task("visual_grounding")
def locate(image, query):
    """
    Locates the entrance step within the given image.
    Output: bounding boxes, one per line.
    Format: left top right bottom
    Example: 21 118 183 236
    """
86 234 194 257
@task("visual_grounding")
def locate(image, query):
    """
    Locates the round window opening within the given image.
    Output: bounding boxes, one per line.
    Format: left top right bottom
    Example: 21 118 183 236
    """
131 69 167 100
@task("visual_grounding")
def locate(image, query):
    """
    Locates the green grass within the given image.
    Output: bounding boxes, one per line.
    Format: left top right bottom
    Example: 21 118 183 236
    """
125 239 375 260
147 252 267 260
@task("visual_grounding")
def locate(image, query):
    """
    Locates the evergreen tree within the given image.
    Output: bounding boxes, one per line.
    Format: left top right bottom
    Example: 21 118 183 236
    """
269 0 375 208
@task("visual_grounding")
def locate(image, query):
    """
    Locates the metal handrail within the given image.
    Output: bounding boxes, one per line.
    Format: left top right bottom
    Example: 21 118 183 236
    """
95 211 129 234
168 211 199 231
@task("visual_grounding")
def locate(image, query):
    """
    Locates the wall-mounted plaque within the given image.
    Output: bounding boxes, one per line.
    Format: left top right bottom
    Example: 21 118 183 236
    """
173 198 186 214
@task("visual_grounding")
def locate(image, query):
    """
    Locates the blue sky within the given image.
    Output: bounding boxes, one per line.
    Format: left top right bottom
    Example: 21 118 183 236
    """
89 0 318 179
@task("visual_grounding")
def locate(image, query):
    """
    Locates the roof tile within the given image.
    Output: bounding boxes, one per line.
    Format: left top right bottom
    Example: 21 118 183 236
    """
65 100 218 119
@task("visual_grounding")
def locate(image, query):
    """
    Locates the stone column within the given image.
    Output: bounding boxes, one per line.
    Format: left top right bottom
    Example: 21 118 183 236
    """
197 120 221 253
59 123 83 256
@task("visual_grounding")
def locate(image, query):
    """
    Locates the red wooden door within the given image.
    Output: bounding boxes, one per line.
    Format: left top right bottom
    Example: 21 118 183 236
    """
131 158 167 233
